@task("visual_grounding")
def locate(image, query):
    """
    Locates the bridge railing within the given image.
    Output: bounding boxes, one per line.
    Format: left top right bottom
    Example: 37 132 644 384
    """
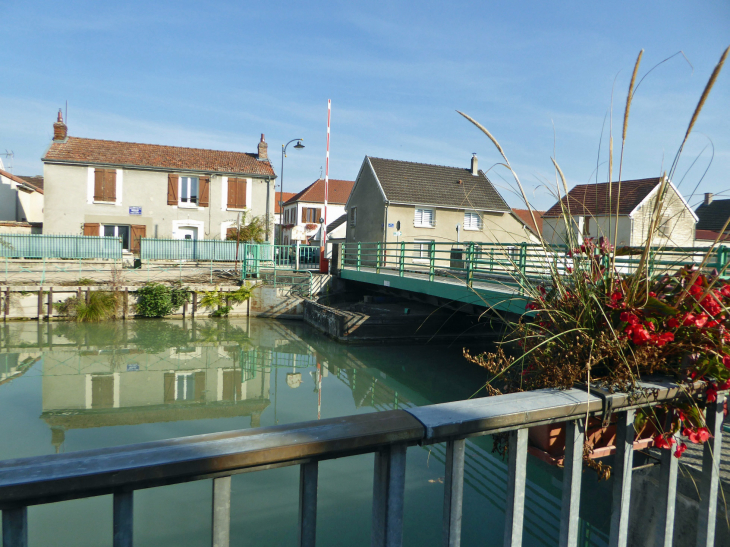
341 241 729 286
0 380 723 547
0 233 123 260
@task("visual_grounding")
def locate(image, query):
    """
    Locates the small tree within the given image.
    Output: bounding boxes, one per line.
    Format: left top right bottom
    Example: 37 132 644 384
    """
226 216 266 243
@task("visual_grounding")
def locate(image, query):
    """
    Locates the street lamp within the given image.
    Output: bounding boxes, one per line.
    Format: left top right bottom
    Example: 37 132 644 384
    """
279 138 305 246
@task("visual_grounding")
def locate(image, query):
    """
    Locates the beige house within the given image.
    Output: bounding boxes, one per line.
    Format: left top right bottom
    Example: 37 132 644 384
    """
0 167 44 233
42 111 276 252
542 177 697 247
345 156 533 256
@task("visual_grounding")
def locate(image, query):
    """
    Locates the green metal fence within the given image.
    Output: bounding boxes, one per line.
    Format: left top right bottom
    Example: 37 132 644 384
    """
0 233 122 259
342 241 730 286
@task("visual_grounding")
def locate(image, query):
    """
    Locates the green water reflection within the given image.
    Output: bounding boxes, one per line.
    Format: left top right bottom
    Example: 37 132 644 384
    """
0 319 611 546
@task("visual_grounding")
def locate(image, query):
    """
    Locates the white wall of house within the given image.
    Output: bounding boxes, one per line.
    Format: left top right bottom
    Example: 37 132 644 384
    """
44 163 274 240
0 173 43 223
281 201 346 244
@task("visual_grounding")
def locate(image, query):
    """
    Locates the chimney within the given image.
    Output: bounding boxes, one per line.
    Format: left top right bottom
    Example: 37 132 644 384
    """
257 133 268 161
471 153 478 176
53 109 67 142
704 192 713 206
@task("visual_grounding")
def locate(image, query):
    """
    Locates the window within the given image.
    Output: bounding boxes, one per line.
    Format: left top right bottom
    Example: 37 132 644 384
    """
302 207 322 223
227 177 247 209
464 212 482 231
180 177 199 206
93 169 117 202
413 240 433 262
349 207 357 227
175 373 195 401
103 225 130 250
414 208 435 228
582 217 590 237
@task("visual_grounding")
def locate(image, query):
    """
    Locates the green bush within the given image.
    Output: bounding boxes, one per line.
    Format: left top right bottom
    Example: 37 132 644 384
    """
54 292 118 322
199 283 255 317
135 282 190 317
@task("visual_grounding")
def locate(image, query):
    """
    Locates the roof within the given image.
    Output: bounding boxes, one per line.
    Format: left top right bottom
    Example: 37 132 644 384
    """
43 136 276 177
17 175 44 192
327 214 348 234
543 178 661 217
695 199 730 232
0 169 44 194
512 208 545 235
695 229 730 242
366 157 510 211
285 178 354 205
275 192 297 214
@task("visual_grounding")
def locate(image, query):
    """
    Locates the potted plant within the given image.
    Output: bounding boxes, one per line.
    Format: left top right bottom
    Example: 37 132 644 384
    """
460 46 730 475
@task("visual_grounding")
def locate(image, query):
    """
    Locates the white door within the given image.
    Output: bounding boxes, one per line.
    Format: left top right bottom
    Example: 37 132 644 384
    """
176 226 198 240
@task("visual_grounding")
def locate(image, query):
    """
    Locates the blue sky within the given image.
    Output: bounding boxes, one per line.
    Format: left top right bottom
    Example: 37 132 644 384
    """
1 0 728 209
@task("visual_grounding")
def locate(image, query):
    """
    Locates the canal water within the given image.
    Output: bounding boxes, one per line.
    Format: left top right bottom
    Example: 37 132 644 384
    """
0 319 612 546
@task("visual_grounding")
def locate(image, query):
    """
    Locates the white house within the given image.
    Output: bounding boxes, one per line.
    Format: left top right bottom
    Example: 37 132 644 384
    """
280 178 354 244
0 165 44 233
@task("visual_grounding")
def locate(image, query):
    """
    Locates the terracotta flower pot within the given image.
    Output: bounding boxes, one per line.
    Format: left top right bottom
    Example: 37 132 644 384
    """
528 415 660 466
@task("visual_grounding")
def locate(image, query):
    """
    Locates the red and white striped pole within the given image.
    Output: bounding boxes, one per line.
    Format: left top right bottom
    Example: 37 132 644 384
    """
320 100 331 272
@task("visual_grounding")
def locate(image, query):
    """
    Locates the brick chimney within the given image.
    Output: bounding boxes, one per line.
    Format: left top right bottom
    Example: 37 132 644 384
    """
704 192 713 206
257 134 268 161
53 109 67 142
471 153 478 176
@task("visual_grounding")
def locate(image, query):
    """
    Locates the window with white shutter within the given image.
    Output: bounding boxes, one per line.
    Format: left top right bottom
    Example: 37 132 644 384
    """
464 212 482 231
414 208 435 228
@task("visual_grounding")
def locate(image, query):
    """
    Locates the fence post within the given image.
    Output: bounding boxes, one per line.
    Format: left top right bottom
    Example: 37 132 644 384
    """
113 490 133 547
212 476 231 547
608 410 635 547
298 461 319 547
2 506 28 547
37 288 43 322
376 242 381 274
466 243 474 288
429 242 435 282
503 428 528 547
519 243 527 278
442 439 465 547
372 444 407 547
357 242 361 272
399 241 405 277
696 392 726 547
47 287 53 320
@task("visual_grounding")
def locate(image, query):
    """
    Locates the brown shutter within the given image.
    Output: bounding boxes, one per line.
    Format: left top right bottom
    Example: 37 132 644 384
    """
227 177 237 208
83 223 100 236
316 208 322 223
238 179 247 208
94 169 104 201
164 373 175 403
130 225 146 254
194 371 206 402
199 176 210 207
167 174 179 205
301 208 306 223
226 227 237 240
104 169 117 201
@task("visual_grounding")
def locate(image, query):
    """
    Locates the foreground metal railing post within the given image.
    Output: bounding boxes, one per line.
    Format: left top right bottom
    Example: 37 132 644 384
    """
608 410 635 547
2 506 28 547
113 490 134 547
298 461 319 547
399 242 405 278
559 419 584 547
357 243 362 272
376 242 382 274
442 438 465 547
466 243 474 288
696 391 726 547
212 476 231 547
656 438 678 547
429 242 435 282
503 428 527 547
372 443 407 547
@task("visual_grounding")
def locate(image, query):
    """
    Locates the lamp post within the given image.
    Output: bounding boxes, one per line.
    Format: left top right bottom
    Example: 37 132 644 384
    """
279 138 305 246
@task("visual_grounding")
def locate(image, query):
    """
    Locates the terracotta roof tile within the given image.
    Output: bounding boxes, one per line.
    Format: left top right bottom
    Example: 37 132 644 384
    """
17 175 44 192
285 178 354 205
0 169 44 194
543 178 661 217
43 136 275 177
367 157 510 211
512 208 545 235
275 192 297 213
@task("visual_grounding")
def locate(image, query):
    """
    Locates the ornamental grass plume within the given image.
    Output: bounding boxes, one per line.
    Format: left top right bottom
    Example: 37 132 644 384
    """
460 47 730 462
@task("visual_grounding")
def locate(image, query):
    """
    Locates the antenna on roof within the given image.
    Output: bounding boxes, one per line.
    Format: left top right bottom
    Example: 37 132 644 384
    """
0 150 14 173
65 100 68 128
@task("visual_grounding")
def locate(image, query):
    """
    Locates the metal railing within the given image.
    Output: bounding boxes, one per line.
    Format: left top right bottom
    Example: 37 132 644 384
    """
0 379 723 547
341 241 730 286
0 234 122 260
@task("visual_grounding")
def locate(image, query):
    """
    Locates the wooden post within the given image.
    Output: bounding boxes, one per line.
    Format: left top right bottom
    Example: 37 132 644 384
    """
85 289 90 305
123 289 129 320
37 287 43 322
4 287 9 321
182 299 188 318
192 291 197 317
47 287 53 320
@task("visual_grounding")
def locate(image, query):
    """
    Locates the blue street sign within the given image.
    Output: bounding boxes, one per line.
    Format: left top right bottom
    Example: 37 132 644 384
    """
129 206 142 215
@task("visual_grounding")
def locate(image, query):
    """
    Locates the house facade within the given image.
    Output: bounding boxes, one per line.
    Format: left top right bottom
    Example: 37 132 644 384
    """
0 167 44 232
695 193 730 243
42 111 276 252
344 156 532 257
280 178 354 244
542 177 697 247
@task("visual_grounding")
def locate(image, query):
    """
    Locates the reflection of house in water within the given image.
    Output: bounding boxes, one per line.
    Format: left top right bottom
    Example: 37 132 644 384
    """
40 344 271 452
0 352 41 386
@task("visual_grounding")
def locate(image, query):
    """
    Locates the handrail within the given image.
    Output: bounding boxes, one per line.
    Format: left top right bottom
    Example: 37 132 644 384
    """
0 379 723 547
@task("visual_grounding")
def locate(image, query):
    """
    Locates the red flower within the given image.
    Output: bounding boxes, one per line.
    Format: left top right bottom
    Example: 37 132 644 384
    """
631 326 651 345
690 284 704 298
701 294 722 316
724 354 730 369
667 317 680 328
655 435 675 449
683 427 700 443
649 291 657 297
620 311 639 324
611 291 623 302
526 302 539 311
706 384 718 403
697 427 712 443
674 442 687 458
721 285 730 298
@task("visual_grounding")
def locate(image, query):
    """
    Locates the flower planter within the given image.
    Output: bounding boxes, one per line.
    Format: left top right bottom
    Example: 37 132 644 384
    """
528 416 659 466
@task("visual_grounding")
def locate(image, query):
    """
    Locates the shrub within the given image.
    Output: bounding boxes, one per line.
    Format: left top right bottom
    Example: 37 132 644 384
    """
199 283 255 317
135 282 190 317
54 292 118 322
